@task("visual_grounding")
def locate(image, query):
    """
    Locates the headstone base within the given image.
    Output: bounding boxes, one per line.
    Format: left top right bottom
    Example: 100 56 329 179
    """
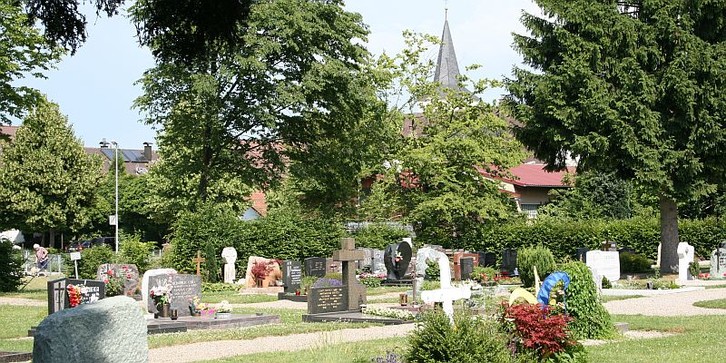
146 314 280 334
381 279 414 286
0 351 33 362
277 292 308 302
302 311 408 325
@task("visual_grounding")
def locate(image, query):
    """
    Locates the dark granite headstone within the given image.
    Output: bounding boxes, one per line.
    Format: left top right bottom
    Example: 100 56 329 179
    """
304 257 326 278
460 257 474 280
483 252 497 268
384 242 412 281
47 278 106 315
575 247 589 263
97 263 140 297
147 274 201 316
307 286 348 314
502 249 518 275
282 260 302 293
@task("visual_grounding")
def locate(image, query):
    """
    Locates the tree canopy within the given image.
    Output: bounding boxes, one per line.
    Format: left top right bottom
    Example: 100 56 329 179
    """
0 99 102 246
506 0 726 272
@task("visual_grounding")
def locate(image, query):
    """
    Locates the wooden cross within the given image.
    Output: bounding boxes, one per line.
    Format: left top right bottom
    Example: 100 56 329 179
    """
193 251 206 276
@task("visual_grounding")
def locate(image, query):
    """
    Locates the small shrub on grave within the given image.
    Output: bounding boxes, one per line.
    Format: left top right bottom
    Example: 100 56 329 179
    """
300 276 318 295
424 260 440 281
619 252 653 273
65 245 115 279
560 261 617 339
472 266 499 284
0 241 23 292
202 282 240 293
359 275 382 288
517 246 556 288
406 310 513 363
601 276 612 289
499 302 586 362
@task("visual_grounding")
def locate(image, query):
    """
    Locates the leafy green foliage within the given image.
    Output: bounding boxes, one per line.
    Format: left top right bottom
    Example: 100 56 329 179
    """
560 261 616 340
424 260 440 281
0 242 22 292
540 172 635 220
506 0 726 273
406 310 512 363
0 0 60 125
619 252 653 274
349 224 410 250
117 235 155 274
65 245 115 279
517 246 556 288
201 282 239 293
0 99 102 246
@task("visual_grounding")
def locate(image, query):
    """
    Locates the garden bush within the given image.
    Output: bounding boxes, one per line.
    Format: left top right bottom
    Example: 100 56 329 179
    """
349 223 410 250
0 241 22 292
619 252 653 273
424 260 440 281
117 235 154 274
406 310 512 363
517 246 556 288
202 282 240 293
65 245 115 279
560 261 617 339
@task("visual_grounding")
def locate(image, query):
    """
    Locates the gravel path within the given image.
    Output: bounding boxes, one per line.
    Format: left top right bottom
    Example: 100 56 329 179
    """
147 324 415 363
604 287 726 316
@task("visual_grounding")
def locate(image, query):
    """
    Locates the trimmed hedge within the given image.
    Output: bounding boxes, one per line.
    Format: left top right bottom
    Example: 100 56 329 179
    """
474 217 723 261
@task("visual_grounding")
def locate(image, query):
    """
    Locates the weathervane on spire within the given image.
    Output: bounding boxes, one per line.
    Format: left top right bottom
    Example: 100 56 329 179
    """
445 0 449 20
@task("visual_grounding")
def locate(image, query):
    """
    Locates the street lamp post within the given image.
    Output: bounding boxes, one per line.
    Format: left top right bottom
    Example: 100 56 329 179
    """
100 138 119 253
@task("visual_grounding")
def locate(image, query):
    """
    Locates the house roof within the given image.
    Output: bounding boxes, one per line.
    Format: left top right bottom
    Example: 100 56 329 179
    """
503 164 575 188
248 191 268 216
0 125 19 142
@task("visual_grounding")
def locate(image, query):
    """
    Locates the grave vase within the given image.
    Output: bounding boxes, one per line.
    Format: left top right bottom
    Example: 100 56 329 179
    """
156 303 171 318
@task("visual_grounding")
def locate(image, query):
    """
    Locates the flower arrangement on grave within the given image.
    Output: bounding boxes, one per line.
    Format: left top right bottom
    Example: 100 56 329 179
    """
358 272 386 288
216 300 232 314
394 251 402 263
150 285 171 306
311 277 343 289
67 284 82 307
188 296 209 316
102 270 125 297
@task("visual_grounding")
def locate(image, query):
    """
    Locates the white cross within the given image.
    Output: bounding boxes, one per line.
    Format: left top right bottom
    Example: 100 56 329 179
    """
417 247 471 323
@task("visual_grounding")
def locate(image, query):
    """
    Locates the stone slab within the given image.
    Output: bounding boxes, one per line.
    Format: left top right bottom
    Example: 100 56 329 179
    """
146 314 280 334
302 311 409 325
0 351 33 362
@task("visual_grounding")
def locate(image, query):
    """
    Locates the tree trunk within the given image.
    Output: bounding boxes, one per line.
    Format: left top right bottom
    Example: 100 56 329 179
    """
659 195 679 274
49 229 56 249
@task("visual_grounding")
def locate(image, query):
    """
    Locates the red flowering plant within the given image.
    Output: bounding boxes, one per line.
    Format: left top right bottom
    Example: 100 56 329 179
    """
67 284 82 307
101 270 125 297
499 302 585 362
251 261 273 280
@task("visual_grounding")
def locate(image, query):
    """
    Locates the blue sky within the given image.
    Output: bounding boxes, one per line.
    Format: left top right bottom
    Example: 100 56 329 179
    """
17 0 540 149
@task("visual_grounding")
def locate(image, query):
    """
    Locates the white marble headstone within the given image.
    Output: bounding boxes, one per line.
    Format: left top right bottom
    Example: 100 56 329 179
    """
221 247 238 284
677 242 694 282
586 251 620 282
141 268 177 312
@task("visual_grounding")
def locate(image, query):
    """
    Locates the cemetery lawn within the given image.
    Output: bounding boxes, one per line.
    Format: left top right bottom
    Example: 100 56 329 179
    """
366 286 409 296
692 299 726 309
200 337 404 363
148 308 381 349
0 305 46 352
202 293 277 304
705 284 726 289
600 295 645 302
0 276 54 301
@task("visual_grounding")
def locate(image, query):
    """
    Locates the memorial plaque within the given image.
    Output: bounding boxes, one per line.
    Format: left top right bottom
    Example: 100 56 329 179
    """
47 278 106 315
586 251 620 282
304 257 326 278
710 245 726 279
482 252 497 268
460 258 474 280
453 252 479 280
307 286 348 314
371 249 386 274
384 242 412 281
147 274 201 316
282 260 302 293
501 249 518 276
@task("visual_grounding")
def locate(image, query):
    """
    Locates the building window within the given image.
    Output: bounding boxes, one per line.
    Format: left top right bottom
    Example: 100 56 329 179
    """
520 203 539 219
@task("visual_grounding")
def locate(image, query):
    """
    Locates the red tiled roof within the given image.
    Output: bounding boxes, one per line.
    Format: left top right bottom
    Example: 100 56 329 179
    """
249 191 268 216
503 164 575 188
0 125 19 141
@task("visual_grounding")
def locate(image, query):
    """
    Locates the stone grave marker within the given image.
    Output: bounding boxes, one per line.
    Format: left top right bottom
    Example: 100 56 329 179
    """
356 248 373 271
221 247 237 284
460 257 474 280
325 258 342 274
384 242 412 281
97 264 140 297
47 278 106 315
452 252 479 280
282 260 302 294
147 274 201 316
479 251 497 268
141 268 177 312
306 238 366 315
371 249 386 274
307 286 347 314
304 257 326 278
586 250 620 282
710 244 726 279
575 247 589 263
501 249 518 276
677 242 695 282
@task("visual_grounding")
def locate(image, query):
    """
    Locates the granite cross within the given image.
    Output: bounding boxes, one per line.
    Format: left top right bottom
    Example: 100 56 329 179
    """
192 251 206 276
332 238 367 310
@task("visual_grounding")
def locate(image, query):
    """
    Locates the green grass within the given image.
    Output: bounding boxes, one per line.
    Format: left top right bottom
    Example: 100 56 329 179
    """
600 295 644 303
202 292 277 304
705 284 726 289
693 299 726 309
0 305 47 352
366 286 409 296
0 276 54 301
200 337 406 363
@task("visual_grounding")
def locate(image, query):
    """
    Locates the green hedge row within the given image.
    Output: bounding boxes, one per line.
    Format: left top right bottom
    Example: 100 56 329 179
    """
471 217 725 260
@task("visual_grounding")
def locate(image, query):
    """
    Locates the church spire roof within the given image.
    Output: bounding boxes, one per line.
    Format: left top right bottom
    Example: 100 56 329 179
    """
434 17 462 91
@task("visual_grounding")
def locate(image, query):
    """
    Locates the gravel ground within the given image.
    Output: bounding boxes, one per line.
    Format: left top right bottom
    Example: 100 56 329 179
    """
604 287 726 316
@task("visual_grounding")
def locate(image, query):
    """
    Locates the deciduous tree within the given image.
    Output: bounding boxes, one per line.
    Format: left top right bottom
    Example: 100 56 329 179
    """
506 0 726 272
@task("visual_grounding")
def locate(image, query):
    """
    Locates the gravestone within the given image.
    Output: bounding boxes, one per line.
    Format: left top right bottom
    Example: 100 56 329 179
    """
33 296 147 363
480 251 497 268
357 248 373 271
677 242 695 282
501 249 518 276
221 247 237 284
384 242 412 281
306 238 366 315
282 260 303 294
141 268 177 313
325 258 342 274
147 274 201 316
460 257 474 280
575 247 589 263
97 264 140 297
710 244 726 279
419 248 472 323
304 257 326 278
602 240 617 252
371 249 386 274
452 252 479 280
586 250 620 282
47 278 106 315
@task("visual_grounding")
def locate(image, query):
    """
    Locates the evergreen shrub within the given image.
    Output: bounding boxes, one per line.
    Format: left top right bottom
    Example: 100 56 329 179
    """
406 310 512 363
65 245 115 279
349 223 410 250
517 246 556 288
560 261 616 339
619 252 653 273
0 241 22 292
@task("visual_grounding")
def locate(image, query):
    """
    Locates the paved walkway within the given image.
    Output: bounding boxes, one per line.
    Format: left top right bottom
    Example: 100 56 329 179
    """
604 287 726 316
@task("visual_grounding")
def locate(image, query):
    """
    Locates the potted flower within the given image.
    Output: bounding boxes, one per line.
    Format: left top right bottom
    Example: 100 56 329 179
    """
215 300 232 319
150 285 172 318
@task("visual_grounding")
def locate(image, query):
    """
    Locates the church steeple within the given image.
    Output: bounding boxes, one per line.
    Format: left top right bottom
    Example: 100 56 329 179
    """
434 15 462 91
